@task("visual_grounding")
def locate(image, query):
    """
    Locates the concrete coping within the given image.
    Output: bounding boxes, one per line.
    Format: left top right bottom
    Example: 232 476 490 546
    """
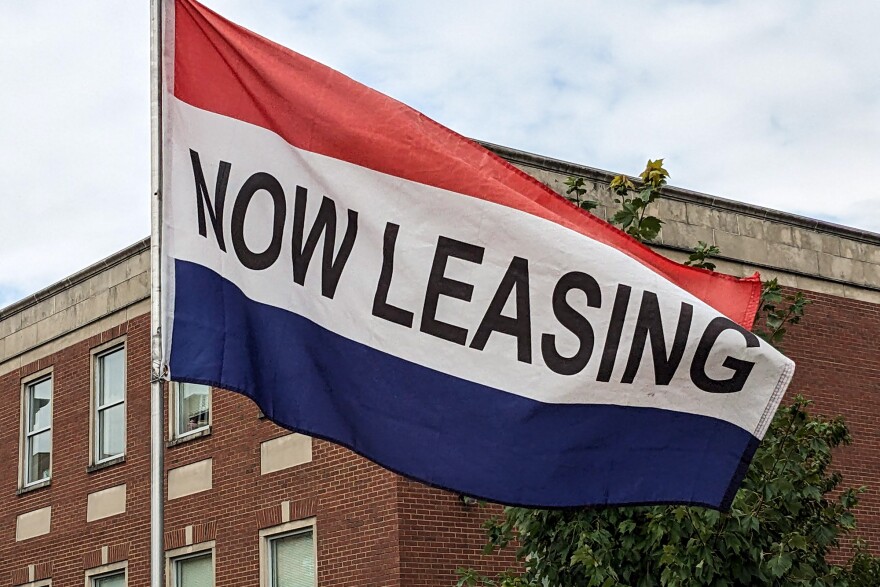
3 143 880 321
480 141 880 246
0 237 149 320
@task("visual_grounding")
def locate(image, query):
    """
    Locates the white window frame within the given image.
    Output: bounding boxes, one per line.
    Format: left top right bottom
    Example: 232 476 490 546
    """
170 382 212 441
90 339 127 465
166 541 215 587
20 367 54 489
259 518 317 587
20 580 51 587
85 560 127 587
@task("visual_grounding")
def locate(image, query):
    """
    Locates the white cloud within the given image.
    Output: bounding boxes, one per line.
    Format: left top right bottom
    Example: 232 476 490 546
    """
1 0 879 307
0 2 151 305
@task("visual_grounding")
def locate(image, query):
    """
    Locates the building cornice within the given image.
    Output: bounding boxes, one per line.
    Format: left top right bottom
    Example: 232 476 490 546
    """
0 237 150 319
4 142 880 321
481 141 880 245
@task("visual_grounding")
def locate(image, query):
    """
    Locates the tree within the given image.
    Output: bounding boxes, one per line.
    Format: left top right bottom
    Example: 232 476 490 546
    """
457 161 880 587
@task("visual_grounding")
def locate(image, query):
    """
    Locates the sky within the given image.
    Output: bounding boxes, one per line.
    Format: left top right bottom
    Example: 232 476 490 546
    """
1 0 878 309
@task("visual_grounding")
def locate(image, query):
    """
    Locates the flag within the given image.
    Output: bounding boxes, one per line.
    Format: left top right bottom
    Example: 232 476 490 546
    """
160 0 794 509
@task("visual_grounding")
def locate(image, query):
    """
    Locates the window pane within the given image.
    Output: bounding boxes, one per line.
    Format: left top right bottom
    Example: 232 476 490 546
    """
93 571 125 587
175 553 213 587
28 378 52 432
271 530 315 587
26 429 51 484
98 403 125 460
177 383 210 434
99 348 125 405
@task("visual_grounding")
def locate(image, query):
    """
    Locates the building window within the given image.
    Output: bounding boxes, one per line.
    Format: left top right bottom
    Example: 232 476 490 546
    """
91 570 125 586
173 382 211 439
170 551 214 587
261 520 316 587
85 561 127 587
22 374 52 486
94 344 126 463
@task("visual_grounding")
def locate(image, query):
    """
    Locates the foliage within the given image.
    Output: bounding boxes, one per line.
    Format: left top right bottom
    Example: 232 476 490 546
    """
684 241 721 271
564 176 599 212
754 278 810 349
566 159 668 242
458 160 879 586
462 397 869 587
605 159 668 242
845 542 880 586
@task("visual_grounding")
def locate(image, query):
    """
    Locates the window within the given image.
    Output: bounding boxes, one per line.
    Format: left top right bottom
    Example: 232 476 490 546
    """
260 521 316 587
268 528 315 587
170 551 214 587
85 561 127 587
22 374 52 486
91 571 125 587
173 382 211 439
94 344 126 463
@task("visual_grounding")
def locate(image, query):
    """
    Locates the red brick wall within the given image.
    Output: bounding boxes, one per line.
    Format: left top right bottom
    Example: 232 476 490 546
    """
2 287 878 585
0 317 151 585
0 313 506 586
782 289 880 553
397 480 517 587
163 393 404 587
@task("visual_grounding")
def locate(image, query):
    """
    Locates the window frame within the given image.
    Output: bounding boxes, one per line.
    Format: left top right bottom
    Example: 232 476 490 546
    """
90 338 127 466
19 367 54 490
259 518 317 587
170 381 212 442
165 541 215 587
85 560 127 587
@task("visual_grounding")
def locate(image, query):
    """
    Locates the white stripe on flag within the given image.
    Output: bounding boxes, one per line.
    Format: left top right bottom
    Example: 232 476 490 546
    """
165 96 792 436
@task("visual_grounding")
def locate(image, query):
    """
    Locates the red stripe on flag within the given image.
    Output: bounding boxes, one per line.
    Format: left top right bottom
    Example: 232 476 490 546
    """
172 0 761 328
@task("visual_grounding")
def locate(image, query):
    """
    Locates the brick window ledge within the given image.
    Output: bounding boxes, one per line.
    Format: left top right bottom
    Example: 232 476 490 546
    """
87 455 126 473
17 479 51 495
166 427 212 448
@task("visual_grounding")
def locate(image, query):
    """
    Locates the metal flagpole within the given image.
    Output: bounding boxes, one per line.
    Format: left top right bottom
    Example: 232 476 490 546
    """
149 0 165 586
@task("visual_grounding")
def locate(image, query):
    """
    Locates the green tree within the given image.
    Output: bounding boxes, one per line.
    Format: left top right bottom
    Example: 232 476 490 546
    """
457 161 880 587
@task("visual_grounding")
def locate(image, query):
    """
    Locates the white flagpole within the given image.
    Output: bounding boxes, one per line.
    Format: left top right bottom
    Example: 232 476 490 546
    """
149 0 165 586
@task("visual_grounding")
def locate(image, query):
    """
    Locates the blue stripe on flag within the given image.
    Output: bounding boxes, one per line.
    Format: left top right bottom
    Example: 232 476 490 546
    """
170 259 757 509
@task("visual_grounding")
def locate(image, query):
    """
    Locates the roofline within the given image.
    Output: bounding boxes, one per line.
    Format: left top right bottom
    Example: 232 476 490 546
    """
480 140 880 244
0 237 150 319
3 142 880 319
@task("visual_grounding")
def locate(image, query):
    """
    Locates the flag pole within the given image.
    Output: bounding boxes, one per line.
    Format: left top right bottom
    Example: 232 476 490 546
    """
149 0 165 586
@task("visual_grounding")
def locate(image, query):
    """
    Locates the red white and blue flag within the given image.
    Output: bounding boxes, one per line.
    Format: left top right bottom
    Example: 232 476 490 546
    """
161 0 794 509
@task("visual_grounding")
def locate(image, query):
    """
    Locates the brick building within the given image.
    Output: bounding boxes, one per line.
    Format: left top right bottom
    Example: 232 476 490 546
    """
1 144 879 586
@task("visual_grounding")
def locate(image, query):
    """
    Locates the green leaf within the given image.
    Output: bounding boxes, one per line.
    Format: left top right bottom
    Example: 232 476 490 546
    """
612 208 635 228
788 534 808 550
767 553 793 577
639 216 663 241
564 176 587 197
684 241 721 271
580 200 599 211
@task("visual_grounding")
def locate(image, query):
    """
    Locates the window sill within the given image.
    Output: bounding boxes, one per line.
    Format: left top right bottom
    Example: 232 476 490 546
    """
87 455 126 473
17 479 51 495
166 427 212 448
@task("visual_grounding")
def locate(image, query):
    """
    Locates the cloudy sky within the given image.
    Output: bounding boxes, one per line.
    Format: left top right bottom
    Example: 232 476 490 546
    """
1 0 878 308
